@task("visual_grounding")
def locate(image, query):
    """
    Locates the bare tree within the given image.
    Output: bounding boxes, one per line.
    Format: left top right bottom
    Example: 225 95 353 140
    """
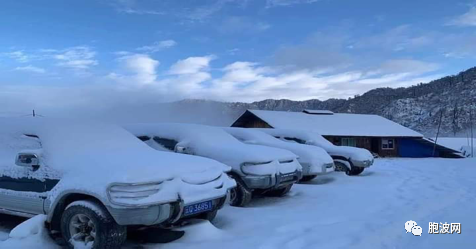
433 108 445 157
452 102 460 136
470 107 474 158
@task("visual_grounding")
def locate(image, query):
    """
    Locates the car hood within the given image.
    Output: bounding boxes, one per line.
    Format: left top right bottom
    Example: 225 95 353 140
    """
324 145 373 162
189 142 298 168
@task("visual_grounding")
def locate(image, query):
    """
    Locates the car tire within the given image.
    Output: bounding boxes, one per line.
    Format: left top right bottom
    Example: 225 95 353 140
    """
334 161 350 173
229 176 253 207
265 184 293 197
60 200 127 249
346 166 365 176
300 175 318 182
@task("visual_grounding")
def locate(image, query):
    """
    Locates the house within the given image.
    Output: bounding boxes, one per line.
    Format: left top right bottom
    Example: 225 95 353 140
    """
231 109 463 158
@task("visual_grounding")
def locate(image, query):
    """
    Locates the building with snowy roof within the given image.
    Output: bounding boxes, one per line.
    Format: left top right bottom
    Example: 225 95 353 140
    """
231 109 463 158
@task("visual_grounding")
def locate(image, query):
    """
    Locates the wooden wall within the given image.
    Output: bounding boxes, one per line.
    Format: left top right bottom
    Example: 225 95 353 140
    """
241 119 272 128
324 136 399 157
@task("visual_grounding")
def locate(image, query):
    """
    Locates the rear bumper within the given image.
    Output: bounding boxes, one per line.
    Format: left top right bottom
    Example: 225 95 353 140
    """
242 170 302 190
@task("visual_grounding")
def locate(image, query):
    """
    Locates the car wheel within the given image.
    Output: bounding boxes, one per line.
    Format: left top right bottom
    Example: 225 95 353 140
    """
346 166 365 176
61 200 126 249
334 161 350 173
229 176 253 207
299 175 318 182
265 184 293 197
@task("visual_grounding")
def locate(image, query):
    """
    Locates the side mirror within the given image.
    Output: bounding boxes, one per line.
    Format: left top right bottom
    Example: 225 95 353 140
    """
175 146 188 154
15 153 40 170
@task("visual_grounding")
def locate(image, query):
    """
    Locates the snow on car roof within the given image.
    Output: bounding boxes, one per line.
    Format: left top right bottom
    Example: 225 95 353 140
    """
246 109 423 138
124 123 298 166
224 127 333 165
257 128 374 161
0 118 225 183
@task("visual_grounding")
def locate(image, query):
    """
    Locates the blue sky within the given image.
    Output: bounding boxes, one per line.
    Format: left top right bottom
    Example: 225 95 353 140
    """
1 0 476 112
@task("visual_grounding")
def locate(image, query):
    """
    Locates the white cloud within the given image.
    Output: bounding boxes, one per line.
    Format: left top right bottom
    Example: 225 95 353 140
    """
377 59 440 75
3 51 30 63
113 51 131 56
169 56 215 75
137 40 177 53
220 62 268 83
266 0 320 8
113 0 164 15
354 25 432 52
104 53 442 102
54 46 98 70
186 0 234 22
448 6 476 27
110 54 160 85
273 32 351 71
14 65 46 74
217 16 271 34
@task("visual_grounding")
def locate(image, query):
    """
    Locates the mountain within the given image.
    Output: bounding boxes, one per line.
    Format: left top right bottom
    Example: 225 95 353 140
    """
173 67 476 137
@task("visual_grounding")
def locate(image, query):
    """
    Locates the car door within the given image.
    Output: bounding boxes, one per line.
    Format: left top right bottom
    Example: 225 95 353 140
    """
0 134 59 216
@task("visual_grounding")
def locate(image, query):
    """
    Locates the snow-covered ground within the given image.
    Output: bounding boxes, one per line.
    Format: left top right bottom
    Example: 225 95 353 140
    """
1 158 475 248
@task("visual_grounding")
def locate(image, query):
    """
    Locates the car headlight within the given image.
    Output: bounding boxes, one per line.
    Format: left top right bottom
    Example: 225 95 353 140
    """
107 182 162 206
240 161 272 175
324 163 334 169
363 160 372 166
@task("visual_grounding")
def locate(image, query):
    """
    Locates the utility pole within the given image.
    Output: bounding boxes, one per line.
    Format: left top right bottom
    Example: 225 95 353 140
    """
433 108 444 157
471 108 474 158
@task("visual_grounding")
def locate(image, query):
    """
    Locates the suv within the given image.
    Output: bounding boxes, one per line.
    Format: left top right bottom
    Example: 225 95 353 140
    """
0 118 234 248
224 127 334 182
258 128 374 176
124 123 303 207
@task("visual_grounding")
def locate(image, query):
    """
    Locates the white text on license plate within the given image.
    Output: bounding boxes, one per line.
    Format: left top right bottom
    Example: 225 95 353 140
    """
183 200 213 216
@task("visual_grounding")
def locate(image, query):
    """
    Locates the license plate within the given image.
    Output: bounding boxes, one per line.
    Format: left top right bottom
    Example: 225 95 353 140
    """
183 200 213 216
281 173 295 182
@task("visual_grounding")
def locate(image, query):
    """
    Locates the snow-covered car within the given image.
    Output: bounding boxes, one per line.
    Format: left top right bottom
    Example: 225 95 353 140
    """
258 128 374 176
224 127 334 182
124 123 303 207
0 118 234 248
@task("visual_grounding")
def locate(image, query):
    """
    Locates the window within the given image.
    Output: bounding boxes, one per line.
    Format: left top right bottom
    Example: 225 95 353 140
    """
341 138 357 147
284 137 306 144
153 137 179 151
137 136 151 141
382 138 395 150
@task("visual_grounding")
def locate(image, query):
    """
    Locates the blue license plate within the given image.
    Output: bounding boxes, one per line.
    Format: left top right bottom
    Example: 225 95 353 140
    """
183 200 213 216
